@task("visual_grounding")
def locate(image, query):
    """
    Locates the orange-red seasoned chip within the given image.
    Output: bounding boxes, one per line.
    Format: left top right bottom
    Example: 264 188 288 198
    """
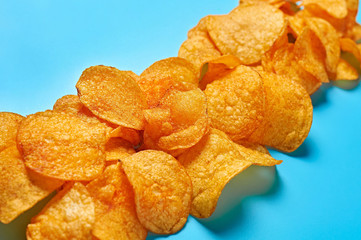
26 182 94 240
336 58 359 80
105 138 135 162
247 71 313 152
178 128 281 218
303 0 348 19
204 65 265 140
0 112 24 152
121 150 192 234
76 65 148 130
0 146 63 224
86 163 147 240
17 110 107 181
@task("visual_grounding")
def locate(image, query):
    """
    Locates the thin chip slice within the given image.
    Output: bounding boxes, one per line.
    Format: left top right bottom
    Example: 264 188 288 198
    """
53 95 83 114
121 150 192 234
336 58 359 80
105 138 135 162
199 55 242 90
247 71 313 152
76 65 148 130
177 128 281 218
204 65 265 140
0 146 63 224
86 163 147 240
0 112 24 152
17 110 107 181
26 182 94 240
206 1 285 65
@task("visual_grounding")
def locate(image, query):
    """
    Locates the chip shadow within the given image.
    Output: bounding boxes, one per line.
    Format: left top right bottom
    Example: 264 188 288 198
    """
195 166 282 233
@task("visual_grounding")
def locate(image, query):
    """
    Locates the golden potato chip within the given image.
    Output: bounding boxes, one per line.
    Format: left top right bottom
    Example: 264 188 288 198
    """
105 138 135 162
247 71 313 152
76 65 148 130
199 55 242 90
205 1 286 65
121 150 192 234
143 88 209 151
294 27 329 83
0 112 24 152
303 0 348 19
140 57 198 85
26 182 94 240
177 128 281 218
86 163 147 240
0 146 63 224
17 110 107 181
178 35 222 72
204 65 265 140
53 95 83 114
336 58 359 80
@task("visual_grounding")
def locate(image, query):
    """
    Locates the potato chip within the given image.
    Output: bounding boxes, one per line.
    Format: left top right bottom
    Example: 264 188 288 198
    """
0 112 24 152
204 65 265 140
17 110 107 181
205 1 286 65
76 65 148 130
108 126 140 146
143 88 209 151
347 23 361 41
294 27 329 83
105 138 135 162
53 95 83 114
86 163 147 240
26 182 94 240
247 71 313 152
336 58 359 80
199 55 242 90
121 150 192 234
303 0 348 19
177 128 281 218
340 37 361 63
0 146 63 224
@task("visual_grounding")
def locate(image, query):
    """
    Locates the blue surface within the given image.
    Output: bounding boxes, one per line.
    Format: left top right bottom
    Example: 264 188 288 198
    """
1 1 361 239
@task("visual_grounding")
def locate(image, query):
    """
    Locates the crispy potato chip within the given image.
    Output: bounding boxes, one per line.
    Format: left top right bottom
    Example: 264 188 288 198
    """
17 110 107 181
86 163 147 240
121 150 192 234
336 58 359 80
0 146 63 224
177 128 281 218
143 88 209 151
205 1 285 65
105 138 135 162
76 65 148 130
199 55 242 90
204 65 264 140
247 71 313 152
303 0 348 19
0 112 24 152
26 182 94 240
140 57 198 85
294 27 329 83
53 95 83 114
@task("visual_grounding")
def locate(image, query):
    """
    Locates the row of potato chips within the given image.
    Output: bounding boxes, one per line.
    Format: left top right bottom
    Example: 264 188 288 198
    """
1 0 360 239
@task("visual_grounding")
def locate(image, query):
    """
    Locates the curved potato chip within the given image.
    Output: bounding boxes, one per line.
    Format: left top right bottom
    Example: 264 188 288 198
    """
303 0 348 19
17 110 107 181
336 58 359 80
0 112 24 152
121 150 192 234
206 1 285 65
294 27 329 83
178 128 281 218
204 65 265 140
26 182 94 240
178 35 222 72
247 71 313 152
105 138 135 162
87 163 147 240
0 146 63 224
199 55 242 90
53 95 83 114
76 65 148 130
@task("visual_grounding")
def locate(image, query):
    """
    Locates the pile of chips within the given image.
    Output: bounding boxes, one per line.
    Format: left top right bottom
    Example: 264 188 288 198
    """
1 0 360 239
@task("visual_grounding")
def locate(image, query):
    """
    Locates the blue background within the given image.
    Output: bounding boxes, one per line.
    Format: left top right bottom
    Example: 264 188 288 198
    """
1 1 361 239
